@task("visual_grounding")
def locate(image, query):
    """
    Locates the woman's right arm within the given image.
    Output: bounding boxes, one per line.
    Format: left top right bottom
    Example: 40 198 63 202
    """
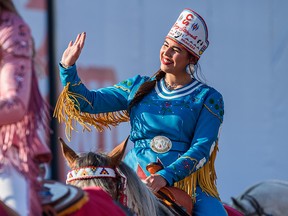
59 63 135 113
58 33 148 114
58 32 125 113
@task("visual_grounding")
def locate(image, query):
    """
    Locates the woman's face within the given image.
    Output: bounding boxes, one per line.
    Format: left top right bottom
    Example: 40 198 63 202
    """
160 38 191 75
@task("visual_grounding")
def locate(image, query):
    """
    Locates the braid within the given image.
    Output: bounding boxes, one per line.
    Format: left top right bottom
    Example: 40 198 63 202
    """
128 69 165 112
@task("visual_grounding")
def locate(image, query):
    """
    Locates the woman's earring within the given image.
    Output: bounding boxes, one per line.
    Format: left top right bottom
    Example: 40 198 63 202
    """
186 63 196 78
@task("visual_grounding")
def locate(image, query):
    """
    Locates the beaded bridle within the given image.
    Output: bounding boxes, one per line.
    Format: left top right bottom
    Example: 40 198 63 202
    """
66 165 128 206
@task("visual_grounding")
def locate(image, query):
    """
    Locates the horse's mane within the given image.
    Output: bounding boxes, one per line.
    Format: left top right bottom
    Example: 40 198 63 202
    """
67 151 173 216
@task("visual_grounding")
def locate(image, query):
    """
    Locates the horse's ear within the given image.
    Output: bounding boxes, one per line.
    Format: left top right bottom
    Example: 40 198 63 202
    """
59 137 79 168
108 136 130 167
231 197 245 212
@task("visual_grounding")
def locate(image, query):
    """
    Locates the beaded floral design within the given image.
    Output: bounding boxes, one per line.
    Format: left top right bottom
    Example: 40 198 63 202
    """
204 95 224 122
114 79 133 92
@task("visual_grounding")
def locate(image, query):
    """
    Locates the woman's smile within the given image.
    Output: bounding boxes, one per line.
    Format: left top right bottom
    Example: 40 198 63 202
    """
161 57 173 65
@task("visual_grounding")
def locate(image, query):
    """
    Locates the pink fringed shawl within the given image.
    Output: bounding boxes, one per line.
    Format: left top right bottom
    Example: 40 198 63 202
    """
0 11 51 216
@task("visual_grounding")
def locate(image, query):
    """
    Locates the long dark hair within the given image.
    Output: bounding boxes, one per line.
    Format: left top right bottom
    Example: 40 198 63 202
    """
128 69 166 112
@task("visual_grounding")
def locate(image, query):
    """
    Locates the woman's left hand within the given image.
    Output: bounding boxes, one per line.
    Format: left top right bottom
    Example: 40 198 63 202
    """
144 174 167 193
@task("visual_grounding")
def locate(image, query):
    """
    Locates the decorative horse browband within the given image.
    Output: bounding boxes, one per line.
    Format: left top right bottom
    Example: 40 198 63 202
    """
66 166 117 183
66 166 128 206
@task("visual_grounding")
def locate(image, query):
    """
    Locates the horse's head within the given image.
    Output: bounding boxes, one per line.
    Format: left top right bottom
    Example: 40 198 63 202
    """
59 136 129 201
230 180 288 216
59 136 174 216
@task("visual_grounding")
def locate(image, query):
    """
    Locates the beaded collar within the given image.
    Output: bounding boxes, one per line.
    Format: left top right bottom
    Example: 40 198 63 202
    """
155 78 203 99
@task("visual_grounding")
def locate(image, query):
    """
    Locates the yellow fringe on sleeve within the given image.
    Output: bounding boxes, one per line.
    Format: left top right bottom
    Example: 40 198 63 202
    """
53 83 130 141
173 142 220 203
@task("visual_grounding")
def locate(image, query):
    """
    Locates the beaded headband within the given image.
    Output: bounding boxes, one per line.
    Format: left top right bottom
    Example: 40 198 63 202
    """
66 166 116 183
66 166 128 206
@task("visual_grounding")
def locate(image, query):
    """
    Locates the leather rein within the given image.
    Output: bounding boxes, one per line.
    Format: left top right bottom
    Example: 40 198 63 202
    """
240 194 273 216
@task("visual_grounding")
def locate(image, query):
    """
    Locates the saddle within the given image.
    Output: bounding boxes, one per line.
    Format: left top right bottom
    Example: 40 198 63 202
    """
40 180 87 216
146 163 193 216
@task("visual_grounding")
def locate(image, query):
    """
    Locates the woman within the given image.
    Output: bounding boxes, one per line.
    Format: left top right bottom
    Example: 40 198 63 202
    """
0 0 51 215
56 8 226 215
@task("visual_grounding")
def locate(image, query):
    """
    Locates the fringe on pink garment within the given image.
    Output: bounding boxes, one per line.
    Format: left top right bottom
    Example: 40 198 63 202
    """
0 64 51 216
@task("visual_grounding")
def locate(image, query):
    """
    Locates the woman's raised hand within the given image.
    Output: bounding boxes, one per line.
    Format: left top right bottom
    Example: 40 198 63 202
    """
60 32 86 68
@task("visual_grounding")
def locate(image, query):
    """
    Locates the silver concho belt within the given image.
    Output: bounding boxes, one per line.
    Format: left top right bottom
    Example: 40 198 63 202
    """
150 136 172 153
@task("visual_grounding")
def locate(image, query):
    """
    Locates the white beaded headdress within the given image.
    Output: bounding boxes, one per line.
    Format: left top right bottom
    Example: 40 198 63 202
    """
167 8 209 59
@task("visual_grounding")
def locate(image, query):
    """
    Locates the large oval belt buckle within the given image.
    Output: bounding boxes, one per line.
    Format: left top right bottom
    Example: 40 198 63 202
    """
150 136 172 153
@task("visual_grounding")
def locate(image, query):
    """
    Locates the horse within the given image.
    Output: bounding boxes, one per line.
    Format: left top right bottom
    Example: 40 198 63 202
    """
231 179 288 216
59 136 244 216
59 136 176 216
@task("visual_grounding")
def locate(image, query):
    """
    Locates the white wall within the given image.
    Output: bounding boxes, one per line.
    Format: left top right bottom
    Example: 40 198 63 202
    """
16 0 288 203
